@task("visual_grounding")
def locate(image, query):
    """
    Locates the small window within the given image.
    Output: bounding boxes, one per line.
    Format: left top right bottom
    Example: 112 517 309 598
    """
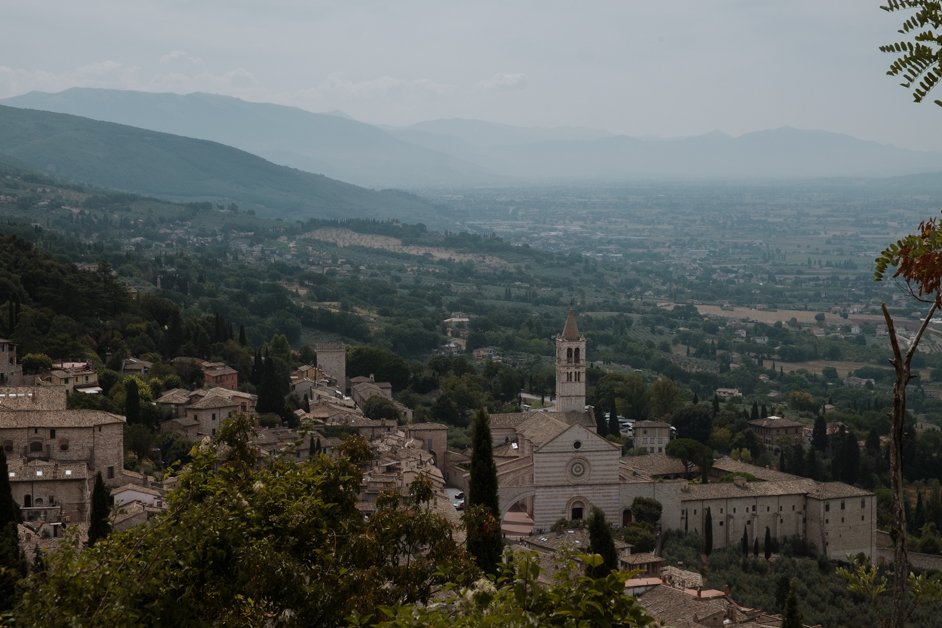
49 429 56 439
792 505 795 511
752 505 756 512
841 501 845 510
861 499 866 509
719 521 724 527
767 506 770 512
29 441 43 453
107 466 114 479
826 518 829 524
733 508 737 514
825 503 830 512
573 440 582 450
720 508 724 514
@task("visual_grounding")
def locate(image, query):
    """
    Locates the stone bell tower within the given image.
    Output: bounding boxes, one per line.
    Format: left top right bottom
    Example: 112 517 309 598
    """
555 308 586 413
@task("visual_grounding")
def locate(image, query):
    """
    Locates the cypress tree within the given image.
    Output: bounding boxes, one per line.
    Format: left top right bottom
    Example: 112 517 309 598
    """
595 409 608 437
124 378 141 425
704 508 713 556
238 324 247 346
750 401 759 420
607 395 620 437
841 429 860 485
812 416 828 452
587 508 618 577
466 408 501 573
712 394 720 416
0 447 25 610
741 526 749 557
764 526 772 560
782 579 803 628
88 471 111 546
468 409 499 516
753 537 759 558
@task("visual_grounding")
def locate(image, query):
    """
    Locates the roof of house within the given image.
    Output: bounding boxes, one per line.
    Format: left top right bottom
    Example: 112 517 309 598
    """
638 584 728 627
748 416 805 429
110 483 163 498
0 410 124 428
188 395 240 410
633 420 672 429
155 388 192 405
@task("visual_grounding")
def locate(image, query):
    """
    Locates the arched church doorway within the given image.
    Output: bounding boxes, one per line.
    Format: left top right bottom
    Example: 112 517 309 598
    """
501 496 534 539
623 508 633 526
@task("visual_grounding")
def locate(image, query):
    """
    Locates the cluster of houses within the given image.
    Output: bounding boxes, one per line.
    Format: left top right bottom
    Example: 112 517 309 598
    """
3 313 876 625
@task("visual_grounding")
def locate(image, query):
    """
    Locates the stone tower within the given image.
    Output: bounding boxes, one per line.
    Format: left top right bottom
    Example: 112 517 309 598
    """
555 309 586 413
315 342 346 391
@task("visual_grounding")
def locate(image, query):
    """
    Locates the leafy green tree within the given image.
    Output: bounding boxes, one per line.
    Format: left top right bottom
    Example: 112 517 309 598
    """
15 415 476 624
587 508 618 578
19 352 52 374
374 550 653 627
649 377 683 419
631 497 662 528
362 396 401 422
87 472 111 546
466 408 501 573
881 1 942 107
666 438 712 482
670 404 713 445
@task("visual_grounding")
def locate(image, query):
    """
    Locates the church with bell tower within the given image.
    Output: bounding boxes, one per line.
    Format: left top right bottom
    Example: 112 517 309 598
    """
554 308 586 413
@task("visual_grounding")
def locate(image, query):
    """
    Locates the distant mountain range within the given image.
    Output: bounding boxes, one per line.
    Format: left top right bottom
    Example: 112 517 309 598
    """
5 88 942 187
0 104 440 222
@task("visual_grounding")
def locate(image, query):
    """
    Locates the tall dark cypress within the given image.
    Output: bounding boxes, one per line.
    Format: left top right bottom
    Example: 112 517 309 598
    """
88 472 111 546
466 408 502 573
468 408 499 516
124 378 141 425
587 508 619 577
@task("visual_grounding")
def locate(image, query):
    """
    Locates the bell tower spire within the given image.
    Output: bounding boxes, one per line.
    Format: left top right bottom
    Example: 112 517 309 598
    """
555 308 586 413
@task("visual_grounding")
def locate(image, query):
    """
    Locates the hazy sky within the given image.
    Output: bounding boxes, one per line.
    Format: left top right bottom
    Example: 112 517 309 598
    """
2 1 940 150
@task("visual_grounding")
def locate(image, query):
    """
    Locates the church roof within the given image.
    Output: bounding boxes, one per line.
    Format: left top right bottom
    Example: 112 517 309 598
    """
560 308 581 341
517 416 572 448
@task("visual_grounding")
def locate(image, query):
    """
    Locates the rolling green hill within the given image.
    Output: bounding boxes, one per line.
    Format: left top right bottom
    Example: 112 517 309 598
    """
0 104 443 223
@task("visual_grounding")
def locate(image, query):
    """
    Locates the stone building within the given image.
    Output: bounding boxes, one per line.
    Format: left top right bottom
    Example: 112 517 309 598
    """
0 338 24 385
0 385 130 523
632 421 673 454
747 416 805 450
316 342 346 390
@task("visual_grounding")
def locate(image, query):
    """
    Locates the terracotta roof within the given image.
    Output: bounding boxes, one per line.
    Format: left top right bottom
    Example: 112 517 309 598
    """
560 308 581 341
621 453 689 478
680 478 817 501
517 416 572 448
156 388 191 405
111 483 163 498
711 457 801 482
189 395 240 410
807 482 873 499
748 416 805 429
0 410 124 428
406 422 447 430
639 584 727 627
